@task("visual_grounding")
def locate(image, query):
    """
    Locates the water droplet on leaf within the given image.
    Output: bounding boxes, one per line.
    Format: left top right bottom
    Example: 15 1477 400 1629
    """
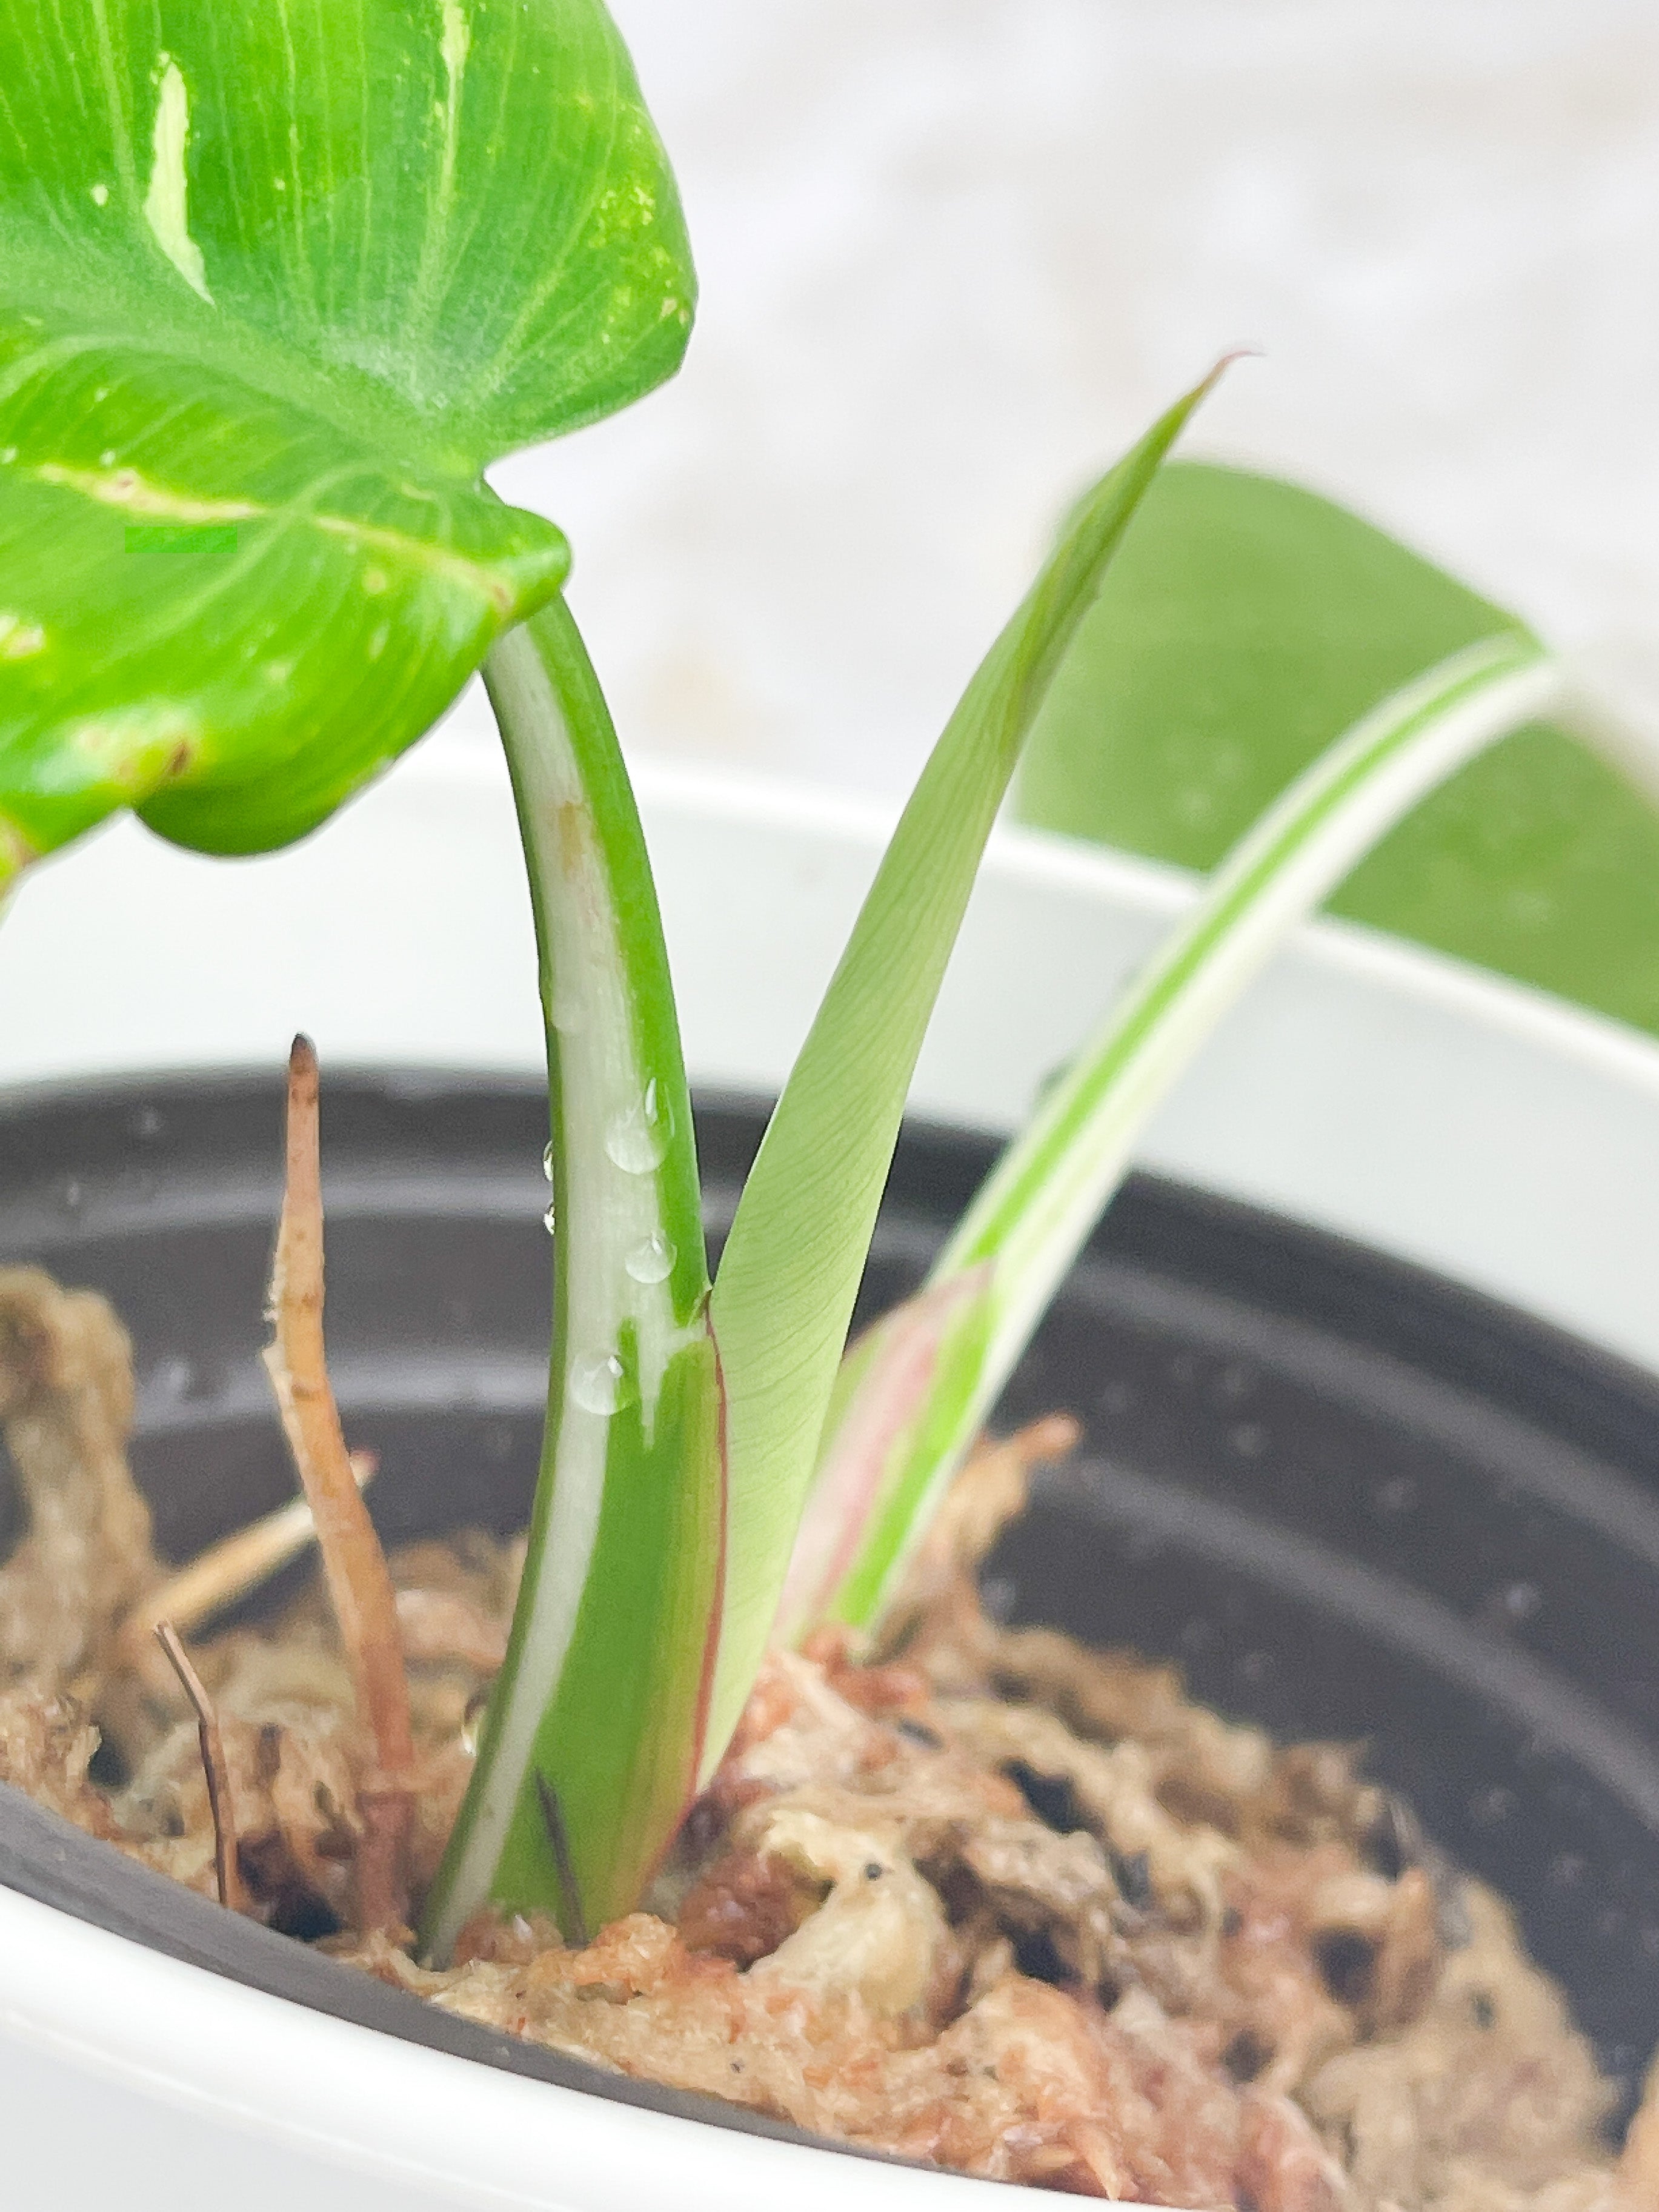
542 1142 554 1181
569 1350 637 1416
625 1231 675 1284
542 1204 556 1235
605 1080 671 1174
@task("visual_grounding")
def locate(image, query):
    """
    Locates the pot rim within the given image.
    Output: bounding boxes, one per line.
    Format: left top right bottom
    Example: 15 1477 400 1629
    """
0 1878 1034 2208
6 742 1659 1368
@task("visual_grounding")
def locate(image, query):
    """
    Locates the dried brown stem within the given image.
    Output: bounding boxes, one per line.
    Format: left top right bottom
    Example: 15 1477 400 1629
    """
154 1620 247 1912
263 1036 414 1936
119 1450 377 1674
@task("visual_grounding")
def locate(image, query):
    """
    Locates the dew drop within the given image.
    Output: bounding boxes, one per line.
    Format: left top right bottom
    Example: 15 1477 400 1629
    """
605 1079 671 1174
98 449 116 468
542 1141 554 1181
542 1204 556 1235
90 182 110 207
0 448 16 465
569 1350 637 1416
625 1230 675 1284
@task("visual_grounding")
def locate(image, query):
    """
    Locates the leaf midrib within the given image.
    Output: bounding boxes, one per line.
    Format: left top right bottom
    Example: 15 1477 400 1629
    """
1 230 486 482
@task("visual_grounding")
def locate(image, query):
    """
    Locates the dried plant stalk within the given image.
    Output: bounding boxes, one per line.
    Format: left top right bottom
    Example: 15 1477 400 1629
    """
263 1036 414 1934
153 1619 247 1912
119 1450 377 1672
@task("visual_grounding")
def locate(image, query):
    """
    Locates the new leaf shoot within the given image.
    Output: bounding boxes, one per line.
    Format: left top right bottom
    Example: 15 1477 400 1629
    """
796 633 1659 1639
703 370 1225 1772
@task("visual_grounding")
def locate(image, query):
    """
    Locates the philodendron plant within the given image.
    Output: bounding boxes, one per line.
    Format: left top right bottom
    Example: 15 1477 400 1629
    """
5 0 1657 1970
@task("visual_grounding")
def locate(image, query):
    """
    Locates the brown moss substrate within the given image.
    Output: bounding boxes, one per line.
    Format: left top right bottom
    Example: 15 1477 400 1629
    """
1 1269 1655 2207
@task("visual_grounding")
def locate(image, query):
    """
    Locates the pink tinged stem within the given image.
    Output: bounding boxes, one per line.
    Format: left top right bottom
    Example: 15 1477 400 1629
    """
775 1267 991 1643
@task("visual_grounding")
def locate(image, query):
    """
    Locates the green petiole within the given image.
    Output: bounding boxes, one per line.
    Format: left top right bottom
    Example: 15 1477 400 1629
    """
421 600 721 1959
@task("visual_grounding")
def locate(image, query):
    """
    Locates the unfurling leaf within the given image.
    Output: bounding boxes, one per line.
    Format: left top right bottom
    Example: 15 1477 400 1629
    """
810 629 1659 1636
703 371 1225 1773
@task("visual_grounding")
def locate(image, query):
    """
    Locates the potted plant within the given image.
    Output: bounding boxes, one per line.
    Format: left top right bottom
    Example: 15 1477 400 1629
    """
5 1 1659 2205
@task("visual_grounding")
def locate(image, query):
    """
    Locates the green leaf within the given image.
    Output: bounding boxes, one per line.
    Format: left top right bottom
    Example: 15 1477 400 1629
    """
815 636 1581 1636
0 0 693 879
703 373 1222 1773
1015 460 1659 1040
421 600 717 1960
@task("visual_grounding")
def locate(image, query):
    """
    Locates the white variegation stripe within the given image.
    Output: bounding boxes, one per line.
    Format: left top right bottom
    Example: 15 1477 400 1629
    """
825 634 1659 1631
143 59 212 304
422 620 696 1958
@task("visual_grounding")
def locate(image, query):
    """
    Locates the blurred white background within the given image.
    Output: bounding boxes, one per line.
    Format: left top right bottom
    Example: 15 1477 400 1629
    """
479 0 1659 797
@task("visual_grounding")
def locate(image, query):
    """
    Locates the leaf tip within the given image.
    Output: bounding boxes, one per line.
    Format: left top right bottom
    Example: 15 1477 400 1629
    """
1192 346 1260 404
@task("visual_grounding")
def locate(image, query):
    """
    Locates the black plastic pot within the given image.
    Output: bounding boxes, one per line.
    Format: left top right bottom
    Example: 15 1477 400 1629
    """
2 1072 1658 2147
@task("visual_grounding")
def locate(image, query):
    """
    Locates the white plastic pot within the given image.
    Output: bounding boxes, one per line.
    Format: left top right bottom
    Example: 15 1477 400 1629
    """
2 737 1659 2208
